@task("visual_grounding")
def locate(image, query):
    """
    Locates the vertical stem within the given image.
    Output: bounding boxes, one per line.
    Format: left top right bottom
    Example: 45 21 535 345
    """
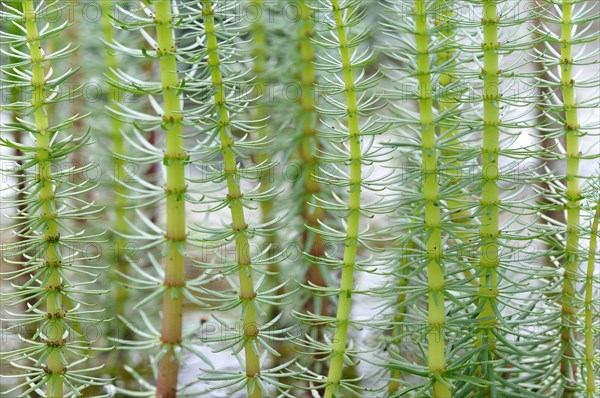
298 0 321 307
7 2 30 315
414 1 450 396
435 0 455 115
23 0 64 395
154 1 187 395
436 0 471 239
250 0 272 218
559 1 581 395
297 0 329 380
477 1 500 395
249 0 270 218
250 0 281 310
202 2 261 396
584 201 599 396
388 241 410 393
435 0 479 292
324 1 361 396
532 8 565 274
102 0 129 321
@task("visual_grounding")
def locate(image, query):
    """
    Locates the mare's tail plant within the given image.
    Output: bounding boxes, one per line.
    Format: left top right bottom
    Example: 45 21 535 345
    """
411 1 450 394
583 194 599 396
293 0 387 396
474 1 502 390
555 0 585 391
385 0 452 394
379 0 469 395
186 1 291 396
246 0 286 323
0 1 107 395
256 0 335 380
148 2 188 392
103 1 211 395
0 1 599 397
2 1 29 299
537 0 600 395
380 0 560 396
458 1 549 394
291 0 333 377
248 0 274 224
101 0 130 323
583 189 600 398
196 1 263 394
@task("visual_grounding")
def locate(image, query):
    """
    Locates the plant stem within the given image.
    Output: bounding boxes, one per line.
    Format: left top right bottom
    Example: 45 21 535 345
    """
154 1 187 395
324 1 362 396
23 1 64 396
203 2 261 396
297 0 329 380
7 2 30 315
477 1 500 394
250 0 281 311
436 0 457 155
559 1 581 395
433 1 481 297
102 0 129 323
250 0 273 220
414 1 451 395
388 241 410 393
23 0 64 395
584 200 600 396
435 0 472 255
298 0 322 294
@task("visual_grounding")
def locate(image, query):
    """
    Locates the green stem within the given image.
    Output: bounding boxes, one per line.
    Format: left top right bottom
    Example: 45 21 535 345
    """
559 1 581 395
203 2 261 396
436 1 480 294
584 201 599 396
250 0 281 311
250 0 271 219
154 1 187 395
414 1 450 395
102 0 129 322
23 0 64 396
388 241 410 393
323 1 362 396
7 2 29 316
298 0 321 284
249 0 271 220
297 0 329 379
436 0 473 255
477 1 501 394
23 1 64 396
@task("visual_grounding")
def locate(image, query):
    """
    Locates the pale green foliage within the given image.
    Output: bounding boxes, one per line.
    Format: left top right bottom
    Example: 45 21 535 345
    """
0 1 108 396
0 0 599 398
